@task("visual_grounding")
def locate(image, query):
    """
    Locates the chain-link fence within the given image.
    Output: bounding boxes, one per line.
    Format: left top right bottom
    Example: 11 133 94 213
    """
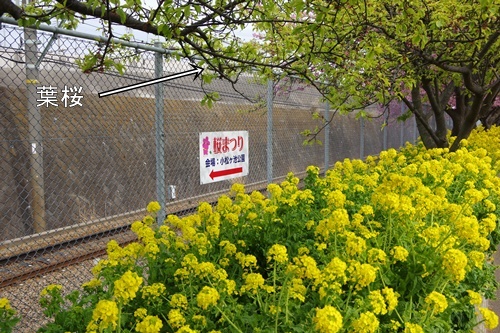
0 19 419 332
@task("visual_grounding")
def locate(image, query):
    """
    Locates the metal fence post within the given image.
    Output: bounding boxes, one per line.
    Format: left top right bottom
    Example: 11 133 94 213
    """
383 115 388 151
360 117 365 159
25 25 46 233
154 42 166 224
267 79 273 185
414 115 418 143
324 102 330 174
400 102 405 147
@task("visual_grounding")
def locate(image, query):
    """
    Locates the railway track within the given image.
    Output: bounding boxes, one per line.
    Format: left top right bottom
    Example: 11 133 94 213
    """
0 176 301 290
0 192 241 289
0 226 137 289
0 200 205 289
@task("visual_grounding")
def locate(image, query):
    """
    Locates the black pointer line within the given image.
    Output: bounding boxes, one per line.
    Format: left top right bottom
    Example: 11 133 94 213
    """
98 64 204 98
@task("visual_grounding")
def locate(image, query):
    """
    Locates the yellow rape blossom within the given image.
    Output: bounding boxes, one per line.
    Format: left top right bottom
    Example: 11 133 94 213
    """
225 212 239 226
369 290 387 315
144 242 160 258
269 305 281 315
476 237 491 251
315 242 327 251
194 262 217 278
315 209 350 239
177 325 197 333
146 201 161 213
291 255 321 282
170 294 188 310
134 308 147 319
196 286 220 309
222 279 237 295
168 309 186 328
192 315 207 326
479 307 499 329
267 183 283 199
289 278 307 302
480 213 497 236
390 320 401 331
82 278 101 290
181 253 199 268
0 298 12 310
345 232 367 257
40 284 62 297
267 244 288 264
219 240 237 256
425 291 448 314
464 188 485 205
298 247 310 255
404 323 424 333
219 258 230 267
230 183 245 195
216 195 233 212
367 248 387 264
197 201 213 219
113 270 143 303
327 190 346 209
389 246 409 262
483 200 496 213
382 287 399 311
91 300 119 330
348 262 378 290
467 290 482 305
442 249 468 282
359 205 374 216
240 273 273 294
247 212 258 220
141 283 166 300
351 312 379 333
453 216 480 244
136 315 163 333
313 306 343 333
420 225 456 252
468 251 485 269
235 252 258 269
322 257 347 284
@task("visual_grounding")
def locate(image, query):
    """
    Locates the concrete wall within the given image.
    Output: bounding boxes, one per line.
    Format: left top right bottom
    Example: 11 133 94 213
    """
1 86 375 240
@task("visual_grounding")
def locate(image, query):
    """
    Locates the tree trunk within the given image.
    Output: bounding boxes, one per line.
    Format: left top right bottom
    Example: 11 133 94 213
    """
449 93 484 151
411 86 437 149
416 115 438 149
480 106 500 129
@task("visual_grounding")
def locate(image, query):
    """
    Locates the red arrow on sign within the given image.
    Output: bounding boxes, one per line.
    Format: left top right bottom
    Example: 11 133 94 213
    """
210 167 243 180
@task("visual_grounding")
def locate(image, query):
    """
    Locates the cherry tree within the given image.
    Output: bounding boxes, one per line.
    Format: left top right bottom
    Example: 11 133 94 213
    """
1 0 499 150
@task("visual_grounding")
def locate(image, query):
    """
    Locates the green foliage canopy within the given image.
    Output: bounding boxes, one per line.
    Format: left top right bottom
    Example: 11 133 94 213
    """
1 0 499 149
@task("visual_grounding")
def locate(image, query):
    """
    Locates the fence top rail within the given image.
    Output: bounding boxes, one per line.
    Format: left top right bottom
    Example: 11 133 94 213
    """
0 16 172 55
0 16 338 94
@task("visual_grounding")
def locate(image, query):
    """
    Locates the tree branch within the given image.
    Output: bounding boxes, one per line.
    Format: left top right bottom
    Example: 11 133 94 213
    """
399 88 440 146
439 80 455 110
55 0 158 34
0 0 23 20
476 31 500 64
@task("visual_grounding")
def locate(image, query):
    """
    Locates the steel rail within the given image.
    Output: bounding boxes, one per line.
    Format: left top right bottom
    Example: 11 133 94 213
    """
0 173 308 289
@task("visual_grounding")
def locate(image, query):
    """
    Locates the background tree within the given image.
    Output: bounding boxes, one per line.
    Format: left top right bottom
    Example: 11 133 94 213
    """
251 0 499 151
0 0 280 83
1 0 499 150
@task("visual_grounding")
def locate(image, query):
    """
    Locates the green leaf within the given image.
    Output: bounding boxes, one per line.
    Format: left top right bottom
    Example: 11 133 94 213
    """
116 7 127 24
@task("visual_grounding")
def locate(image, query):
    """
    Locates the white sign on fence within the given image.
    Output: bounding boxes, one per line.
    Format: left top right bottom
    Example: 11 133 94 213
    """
199 131 249 184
